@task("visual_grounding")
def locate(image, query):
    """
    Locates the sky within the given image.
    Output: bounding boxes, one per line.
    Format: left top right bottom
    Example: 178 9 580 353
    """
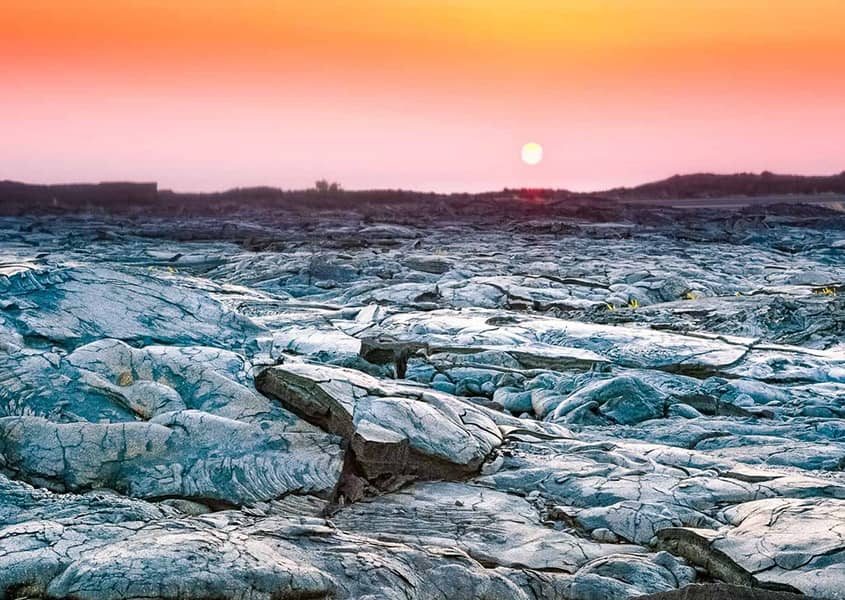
2 0 844 192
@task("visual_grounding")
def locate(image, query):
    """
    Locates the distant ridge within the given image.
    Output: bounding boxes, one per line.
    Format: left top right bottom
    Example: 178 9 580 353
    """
611 171 845 199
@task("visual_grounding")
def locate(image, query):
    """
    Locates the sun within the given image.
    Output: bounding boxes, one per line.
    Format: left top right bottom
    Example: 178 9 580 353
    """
521 142 543 166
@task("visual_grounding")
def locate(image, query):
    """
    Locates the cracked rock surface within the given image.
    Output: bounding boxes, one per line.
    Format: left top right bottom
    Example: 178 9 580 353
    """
1 207 845 599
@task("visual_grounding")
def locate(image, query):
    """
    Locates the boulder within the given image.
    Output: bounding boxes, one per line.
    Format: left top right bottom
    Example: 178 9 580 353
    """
256 362 502 484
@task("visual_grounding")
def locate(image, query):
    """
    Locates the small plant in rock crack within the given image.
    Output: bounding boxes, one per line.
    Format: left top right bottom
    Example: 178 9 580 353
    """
627 298 640 309
813 287 837 296
683 291 700 300
605 303 616 311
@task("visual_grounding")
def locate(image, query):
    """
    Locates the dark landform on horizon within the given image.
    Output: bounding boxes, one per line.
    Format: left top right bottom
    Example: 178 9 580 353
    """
2 171 845 219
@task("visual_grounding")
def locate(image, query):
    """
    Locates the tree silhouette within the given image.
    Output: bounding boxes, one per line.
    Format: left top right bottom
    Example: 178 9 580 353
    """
315 180 342 194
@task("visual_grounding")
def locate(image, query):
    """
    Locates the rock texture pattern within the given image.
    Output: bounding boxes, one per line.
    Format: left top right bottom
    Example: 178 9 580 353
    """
1 205 845 599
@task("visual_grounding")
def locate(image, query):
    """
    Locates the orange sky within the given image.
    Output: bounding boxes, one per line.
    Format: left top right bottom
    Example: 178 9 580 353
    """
2 1 844 191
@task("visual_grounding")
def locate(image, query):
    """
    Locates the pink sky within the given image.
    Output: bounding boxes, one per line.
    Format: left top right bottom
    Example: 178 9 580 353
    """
2 1 844 192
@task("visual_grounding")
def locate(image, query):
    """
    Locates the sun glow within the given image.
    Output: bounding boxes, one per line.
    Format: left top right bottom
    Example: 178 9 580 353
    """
521 142 543 166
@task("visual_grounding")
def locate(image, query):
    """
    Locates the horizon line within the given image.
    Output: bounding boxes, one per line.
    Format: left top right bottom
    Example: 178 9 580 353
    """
4 169 845 197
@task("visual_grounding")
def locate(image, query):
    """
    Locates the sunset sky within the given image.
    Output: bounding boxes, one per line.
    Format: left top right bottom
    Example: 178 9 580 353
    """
2 1 844 192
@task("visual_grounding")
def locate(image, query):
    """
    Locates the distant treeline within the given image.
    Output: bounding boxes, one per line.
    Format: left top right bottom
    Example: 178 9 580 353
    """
1 171 844 217
0 180 586 217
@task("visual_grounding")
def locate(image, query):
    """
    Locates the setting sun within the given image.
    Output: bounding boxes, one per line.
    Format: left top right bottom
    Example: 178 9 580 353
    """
521 142 543 166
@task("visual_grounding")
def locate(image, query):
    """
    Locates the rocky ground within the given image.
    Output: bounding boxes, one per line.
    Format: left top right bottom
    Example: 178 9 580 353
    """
1 204 844 599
